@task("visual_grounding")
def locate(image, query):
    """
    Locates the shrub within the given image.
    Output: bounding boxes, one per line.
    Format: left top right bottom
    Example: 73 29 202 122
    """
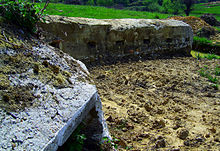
0 0 49 32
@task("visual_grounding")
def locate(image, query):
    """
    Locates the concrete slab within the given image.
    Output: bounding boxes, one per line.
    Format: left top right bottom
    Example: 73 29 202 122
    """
0 45 110 151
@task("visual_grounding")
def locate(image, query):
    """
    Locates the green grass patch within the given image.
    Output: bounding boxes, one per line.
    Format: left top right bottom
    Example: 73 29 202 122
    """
42 3 170 19
192 36 220 55
214 26 220 32
191 50 220 60
191 3 220 21
193 36 213 45
37 2 220 21
191 50 220 90
198 65 219 90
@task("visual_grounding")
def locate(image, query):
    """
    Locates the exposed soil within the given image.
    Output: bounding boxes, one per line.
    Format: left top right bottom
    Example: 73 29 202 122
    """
90 56 220 150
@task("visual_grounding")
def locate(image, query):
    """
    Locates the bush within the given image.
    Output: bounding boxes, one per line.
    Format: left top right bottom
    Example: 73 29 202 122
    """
147 2 163 12
0 0 48 32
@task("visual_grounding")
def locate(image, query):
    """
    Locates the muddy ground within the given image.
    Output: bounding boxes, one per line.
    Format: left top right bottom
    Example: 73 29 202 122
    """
89 56 220 151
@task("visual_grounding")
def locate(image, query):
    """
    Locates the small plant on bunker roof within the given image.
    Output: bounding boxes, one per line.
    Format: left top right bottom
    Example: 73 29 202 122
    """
0 0 49 32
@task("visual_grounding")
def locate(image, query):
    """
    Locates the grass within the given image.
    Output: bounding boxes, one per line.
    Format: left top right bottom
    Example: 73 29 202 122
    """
198 65 219 90
191 50 220 60
40 2 220 21
193 36 213 45
42 3 170 19
40 2 220 90
214 26 220 32
192 36 220 54
191 50 220 90
191 2 220 21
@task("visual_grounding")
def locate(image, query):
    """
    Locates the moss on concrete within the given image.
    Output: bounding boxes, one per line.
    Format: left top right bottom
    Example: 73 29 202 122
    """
0 25 73 111
0 74 10 90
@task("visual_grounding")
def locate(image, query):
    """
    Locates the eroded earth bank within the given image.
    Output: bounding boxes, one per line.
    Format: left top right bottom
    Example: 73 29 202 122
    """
90 56 220 150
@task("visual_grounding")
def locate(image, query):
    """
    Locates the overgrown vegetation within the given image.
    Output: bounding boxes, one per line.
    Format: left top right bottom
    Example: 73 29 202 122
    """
0 0 49 32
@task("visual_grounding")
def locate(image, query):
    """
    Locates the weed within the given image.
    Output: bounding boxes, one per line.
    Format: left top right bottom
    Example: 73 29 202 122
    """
0 0 48 32
207 74 218 84
206 54 220 60
58 124 86 151
191 50 220 60
198 65 219 89
199 68 206 77
212 84 219 90
101 136 119 150
215 66 220 76
196 53 201 60
214 26 220 32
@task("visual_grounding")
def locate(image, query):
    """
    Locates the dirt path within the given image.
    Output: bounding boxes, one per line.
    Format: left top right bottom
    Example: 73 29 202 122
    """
90 56 220 150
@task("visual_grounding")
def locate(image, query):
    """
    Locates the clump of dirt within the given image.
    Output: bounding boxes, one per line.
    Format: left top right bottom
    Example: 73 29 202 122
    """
169 16 220 48
90 56 220 150
168 16 213 33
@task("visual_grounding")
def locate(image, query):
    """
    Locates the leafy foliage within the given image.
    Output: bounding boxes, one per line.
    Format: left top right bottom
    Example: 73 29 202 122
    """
0 0 48 32
162 0 184 14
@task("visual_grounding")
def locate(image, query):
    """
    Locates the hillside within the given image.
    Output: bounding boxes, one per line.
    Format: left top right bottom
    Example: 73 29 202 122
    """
42 3 170 19
42 1 220 21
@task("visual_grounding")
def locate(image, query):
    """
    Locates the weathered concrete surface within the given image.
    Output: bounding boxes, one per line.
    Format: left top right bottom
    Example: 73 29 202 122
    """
0 44 110 151
40 15 193 62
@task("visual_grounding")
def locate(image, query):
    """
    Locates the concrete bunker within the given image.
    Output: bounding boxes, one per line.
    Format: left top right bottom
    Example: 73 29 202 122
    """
0 16 194 151
40 16 193 64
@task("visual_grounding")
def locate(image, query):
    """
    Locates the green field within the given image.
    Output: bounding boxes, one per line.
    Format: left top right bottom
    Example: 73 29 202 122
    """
43 3 170 19
191 2 220 21
42 2 220 21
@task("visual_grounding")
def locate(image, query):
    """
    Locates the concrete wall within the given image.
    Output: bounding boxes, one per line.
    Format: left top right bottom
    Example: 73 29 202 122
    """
40 16 193 62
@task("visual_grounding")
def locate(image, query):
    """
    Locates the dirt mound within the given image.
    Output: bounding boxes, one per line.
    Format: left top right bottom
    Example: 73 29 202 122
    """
169 16 213 34
90 57 220 150
200 13 220 26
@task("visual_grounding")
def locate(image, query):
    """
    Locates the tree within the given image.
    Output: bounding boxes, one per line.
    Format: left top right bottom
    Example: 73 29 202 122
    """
87 0 95 5
162 0 184 14
183 0 195 16
97 0 113 6
114 0 129 6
